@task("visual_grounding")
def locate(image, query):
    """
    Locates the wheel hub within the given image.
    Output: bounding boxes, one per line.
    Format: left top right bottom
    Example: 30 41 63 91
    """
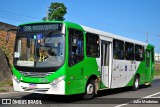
87 84 93 94
135 78 139 88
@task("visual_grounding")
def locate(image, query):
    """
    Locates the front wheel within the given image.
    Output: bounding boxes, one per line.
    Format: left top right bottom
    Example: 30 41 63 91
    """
83 80 95 100
132 75 139 91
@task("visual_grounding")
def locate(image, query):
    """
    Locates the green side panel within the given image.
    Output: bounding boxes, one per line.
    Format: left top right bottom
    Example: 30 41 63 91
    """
99 81 107 89
12 66 22 79
65 61 86 95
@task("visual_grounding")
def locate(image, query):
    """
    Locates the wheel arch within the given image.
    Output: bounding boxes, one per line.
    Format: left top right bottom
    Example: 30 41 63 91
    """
135 73 140 78
87 74 98 82
85 74 99 94
132 73 140 91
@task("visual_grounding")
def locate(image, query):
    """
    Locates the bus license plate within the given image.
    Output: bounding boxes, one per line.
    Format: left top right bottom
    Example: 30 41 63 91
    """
29 84 38 89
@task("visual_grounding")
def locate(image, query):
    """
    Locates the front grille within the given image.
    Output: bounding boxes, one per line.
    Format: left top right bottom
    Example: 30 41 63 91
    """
19 71 53 78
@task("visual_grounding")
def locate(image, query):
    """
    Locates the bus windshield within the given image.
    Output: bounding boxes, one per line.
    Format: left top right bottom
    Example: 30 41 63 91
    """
14 32 65 68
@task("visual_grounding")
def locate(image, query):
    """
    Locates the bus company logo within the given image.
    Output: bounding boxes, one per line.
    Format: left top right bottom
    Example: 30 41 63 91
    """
2 99 11 104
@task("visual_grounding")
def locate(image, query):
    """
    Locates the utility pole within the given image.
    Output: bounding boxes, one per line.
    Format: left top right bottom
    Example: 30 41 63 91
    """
158 51 160 62
157 35 160 62
46 7 49 21
146 32 148 43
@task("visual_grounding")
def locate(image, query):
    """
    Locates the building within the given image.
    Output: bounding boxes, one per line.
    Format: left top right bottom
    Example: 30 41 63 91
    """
155 53 160 62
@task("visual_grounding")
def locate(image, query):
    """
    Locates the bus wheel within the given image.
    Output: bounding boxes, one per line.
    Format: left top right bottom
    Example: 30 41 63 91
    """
83 80 95 99
132 75 139 91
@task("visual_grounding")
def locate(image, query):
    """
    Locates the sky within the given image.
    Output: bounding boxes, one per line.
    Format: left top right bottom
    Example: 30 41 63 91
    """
0 0 160 52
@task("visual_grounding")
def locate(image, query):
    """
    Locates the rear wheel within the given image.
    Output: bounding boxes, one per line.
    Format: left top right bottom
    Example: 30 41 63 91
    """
132 75 139 91
83 80 95 99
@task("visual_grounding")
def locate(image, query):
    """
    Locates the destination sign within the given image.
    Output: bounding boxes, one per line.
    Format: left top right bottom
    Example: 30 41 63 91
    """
18 23 62 33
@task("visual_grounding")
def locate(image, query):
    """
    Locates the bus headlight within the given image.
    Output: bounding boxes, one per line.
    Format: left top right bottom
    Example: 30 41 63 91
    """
13 75 20 83
50 76 65 86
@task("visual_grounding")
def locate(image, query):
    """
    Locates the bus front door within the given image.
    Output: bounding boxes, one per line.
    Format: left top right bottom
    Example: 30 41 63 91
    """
101 41 110 88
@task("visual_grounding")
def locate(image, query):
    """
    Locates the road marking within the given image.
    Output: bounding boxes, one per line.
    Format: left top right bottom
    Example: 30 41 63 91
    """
115 103 128 107
143 91 160 98
0 92 22 95
115 91 160 107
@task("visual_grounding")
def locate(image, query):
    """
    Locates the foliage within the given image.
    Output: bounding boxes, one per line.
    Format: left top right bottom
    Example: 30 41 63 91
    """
43 2 67 21
0 80 13 92
0 80 13 87
0 30 15 66
155 63 160 76
0 88 8 92
155 70 160 76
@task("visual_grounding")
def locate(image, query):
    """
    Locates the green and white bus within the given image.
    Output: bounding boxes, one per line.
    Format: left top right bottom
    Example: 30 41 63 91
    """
9 21 154 99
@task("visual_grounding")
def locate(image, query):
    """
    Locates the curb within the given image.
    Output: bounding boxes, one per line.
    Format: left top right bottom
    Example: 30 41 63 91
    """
154 76 160 80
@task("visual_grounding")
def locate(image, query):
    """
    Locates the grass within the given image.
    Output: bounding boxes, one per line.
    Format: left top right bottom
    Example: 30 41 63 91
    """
0 80 12 87
0 88 8 92
155 70 160 76
155 63 160 76
0 80 13 92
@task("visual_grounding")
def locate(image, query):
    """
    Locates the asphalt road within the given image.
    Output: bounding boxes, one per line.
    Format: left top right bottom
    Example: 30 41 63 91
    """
0 79 160 107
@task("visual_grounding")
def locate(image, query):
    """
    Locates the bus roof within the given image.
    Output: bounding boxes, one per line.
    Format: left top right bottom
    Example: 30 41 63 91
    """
81 25 148 46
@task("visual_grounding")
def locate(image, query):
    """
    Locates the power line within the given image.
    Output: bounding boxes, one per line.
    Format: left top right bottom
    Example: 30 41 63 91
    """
0 15 26 22
0 12 31 22
0 9 41 20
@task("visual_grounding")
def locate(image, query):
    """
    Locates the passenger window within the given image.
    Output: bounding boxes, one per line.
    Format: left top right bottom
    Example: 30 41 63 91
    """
113 39 124 60
86 33 99 58
68 29 84 66
135 45 144 61
125 42 134 60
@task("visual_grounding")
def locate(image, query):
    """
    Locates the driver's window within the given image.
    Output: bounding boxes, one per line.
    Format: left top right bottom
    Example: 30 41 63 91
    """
68 29 84 66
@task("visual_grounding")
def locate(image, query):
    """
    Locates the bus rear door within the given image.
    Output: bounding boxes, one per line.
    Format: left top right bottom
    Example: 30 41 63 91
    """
145 48 154 82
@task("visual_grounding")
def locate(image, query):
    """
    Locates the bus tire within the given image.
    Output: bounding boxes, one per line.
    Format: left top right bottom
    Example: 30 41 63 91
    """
83 80 95 100
132 75 139 91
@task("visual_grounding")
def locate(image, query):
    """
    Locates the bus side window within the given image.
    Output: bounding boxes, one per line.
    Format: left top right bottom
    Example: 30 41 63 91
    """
113 39 124 60
135 45 144 61
68 29 84 66
125 42 134 60
86 33 99 58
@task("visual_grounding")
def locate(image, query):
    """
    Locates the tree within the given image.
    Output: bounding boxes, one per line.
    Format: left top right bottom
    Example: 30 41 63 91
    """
43 2 67 21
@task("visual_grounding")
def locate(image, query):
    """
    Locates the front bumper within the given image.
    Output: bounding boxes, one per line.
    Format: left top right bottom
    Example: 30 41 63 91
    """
12 78 65 95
